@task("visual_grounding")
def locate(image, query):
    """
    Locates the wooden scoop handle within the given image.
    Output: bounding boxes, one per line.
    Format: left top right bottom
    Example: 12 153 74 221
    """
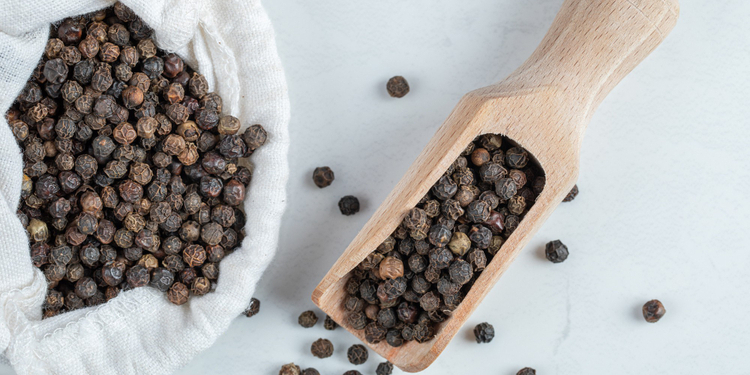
494 0 679 134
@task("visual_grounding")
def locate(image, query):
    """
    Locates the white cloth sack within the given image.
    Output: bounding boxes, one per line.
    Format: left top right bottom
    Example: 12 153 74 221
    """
0 0 289 373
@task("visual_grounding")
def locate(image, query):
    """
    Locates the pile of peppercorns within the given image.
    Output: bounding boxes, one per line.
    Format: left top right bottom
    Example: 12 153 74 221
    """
7 3 267 316
342 133 544 346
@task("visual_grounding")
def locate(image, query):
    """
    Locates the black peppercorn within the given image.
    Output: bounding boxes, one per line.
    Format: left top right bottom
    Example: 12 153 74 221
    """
563 184 578 202
545 240 568 263
79 244 101 267
126 264 150 287
517 368 536 375
64 292 84 311
346 344 368 365
310 338 334 359
431 175 457 201
348 311 367 330
386 76 409 98
279 363 301 375
44 290 64 311
386 329 403 347
376 362 394 375
30 243 49 268
241 124 267 153
448 259 473 285
243 297 261 318
298 310 318 328
74 277 97 299
211 205 235 227
364 322 387 344
100 260 126 286
312 166 334 188
182 244 206 268
473 322 495 343
44 59 69 84
191 277 211 296
49 245 73 266
643 299 666 323
429 247 453 270
323 315 337 330
217 135 246 159
167 282 189 305
419 291 440 312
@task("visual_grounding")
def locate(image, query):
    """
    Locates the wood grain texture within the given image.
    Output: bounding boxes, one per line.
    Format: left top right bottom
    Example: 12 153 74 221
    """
312 0 679 372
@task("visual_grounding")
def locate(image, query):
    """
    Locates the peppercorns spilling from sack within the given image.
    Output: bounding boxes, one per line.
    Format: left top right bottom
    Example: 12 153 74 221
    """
7 3 268 316
343 134 544 345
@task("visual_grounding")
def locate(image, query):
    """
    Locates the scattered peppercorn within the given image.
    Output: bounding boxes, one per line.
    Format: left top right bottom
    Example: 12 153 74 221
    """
346 344 368 365
545 240 569 263
338 195 360 216
301 369 319 375
517 368 536 375
323 315 337 330
279 363 301 375
298 310 319 328
343 371 362 375
473 322 495 343
244 297 261 318
376 361 394 375
563 184 578 202
11 4 267 316
386 76 410 98
310 338 334 358
642 299 666 323
312 166 334 188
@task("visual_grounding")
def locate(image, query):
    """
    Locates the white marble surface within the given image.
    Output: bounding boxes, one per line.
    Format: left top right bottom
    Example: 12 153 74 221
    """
3 0 750 374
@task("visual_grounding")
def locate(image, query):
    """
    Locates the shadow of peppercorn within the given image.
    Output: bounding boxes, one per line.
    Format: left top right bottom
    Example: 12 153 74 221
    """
464 325 478 343
535 243 550 262
633 302 646 322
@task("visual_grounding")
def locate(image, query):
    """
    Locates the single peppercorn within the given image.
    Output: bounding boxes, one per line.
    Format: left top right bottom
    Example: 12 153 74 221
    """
517 368 536 375
312 167 334 188
386 76 410 98
301 369 319 375
348 311 367 330
310 338 334 359
191 277 211 296
563 184 578 202
167 282 189 305
347 344 368 365
183 244 207 268
323 315 337 330
126 264 150 288
473 322 495 343
242 124 267 151
386 329 403 347
643 299 666 323
376 362 394 375
338 195 360 215
545 240 569 263
298 310 318 328
279 363 301 375
243 298 261 318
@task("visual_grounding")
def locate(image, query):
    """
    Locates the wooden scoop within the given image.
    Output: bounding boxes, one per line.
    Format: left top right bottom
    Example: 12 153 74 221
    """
313 0 679 371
